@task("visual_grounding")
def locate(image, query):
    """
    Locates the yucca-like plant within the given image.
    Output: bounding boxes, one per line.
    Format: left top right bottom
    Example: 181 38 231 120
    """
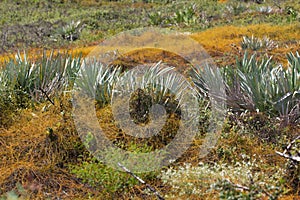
222 52 282 114
107 62 200 132
0 68 16 127
241 35 277 51
148 11 165 26
257 6 273 14
74 59 121 106
1 52 37 106
116 62 194 109
219 51 299 124
226 2 247 16
191 61 227 116
173 4 198 26
0 51 82 105
56 20 85 41
33 51 81 101
273 52 300 124
192 62 225 97
106 62 200 142
236 52 275 113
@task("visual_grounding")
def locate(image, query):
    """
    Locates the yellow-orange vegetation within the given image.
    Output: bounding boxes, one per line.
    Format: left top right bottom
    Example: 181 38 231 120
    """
192 24 300 51
112 48 192 74
191 23 300 65
0 99 94 198
1 23 299 68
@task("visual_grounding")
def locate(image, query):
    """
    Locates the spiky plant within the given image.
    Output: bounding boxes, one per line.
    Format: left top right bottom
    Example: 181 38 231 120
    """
241 35 277 51
33 51 82 102
110 62 198 129
117 62 193 111
191 62 225 99
273 52 300 124
0 68 16 127
257 6 273 14
236 52 275 113
0 51 82 105
74 59 121 106
173 4 198 26
2 51 36 107
219 51 299 124
56 20 85 41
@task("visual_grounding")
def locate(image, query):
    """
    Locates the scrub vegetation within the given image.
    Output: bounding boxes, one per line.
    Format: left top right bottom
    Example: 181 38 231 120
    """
0 0 299 199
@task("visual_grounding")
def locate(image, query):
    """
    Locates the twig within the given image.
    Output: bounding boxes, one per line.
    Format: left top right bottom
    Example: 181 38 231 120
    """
225 179 250 191
39 87 55 105
275 135 300 162
284 135 300 153
225 179 275 198
272 0 282 10
117 162 165 200
275 151 300 162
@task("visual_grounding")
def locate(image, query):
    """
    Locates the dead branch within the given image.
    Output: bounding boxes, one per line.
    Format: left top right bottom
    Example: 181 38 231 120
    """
276 135 300 162
117 162 165 200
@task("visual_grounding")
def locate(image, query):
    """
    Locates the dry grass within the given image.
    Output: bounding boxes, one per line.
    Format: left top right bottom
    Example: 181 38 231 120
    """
191 23 300 65
0 99 93 199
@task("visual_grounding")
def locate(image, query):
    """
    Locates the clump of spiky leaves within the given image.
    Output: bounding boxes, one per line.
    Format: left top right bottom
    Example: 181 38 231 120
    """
109 62 194 146
173 4 198 26
0 51 81 106
0 51 81 127
108 62 192 123
226 1 248 16
273 52 300 125
241 35 278 51
74 59 121 107
1 52 35 108
56 20 85 42
220 51 299 124
192 50 299 124
0 70 17 127
222 51 275 113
